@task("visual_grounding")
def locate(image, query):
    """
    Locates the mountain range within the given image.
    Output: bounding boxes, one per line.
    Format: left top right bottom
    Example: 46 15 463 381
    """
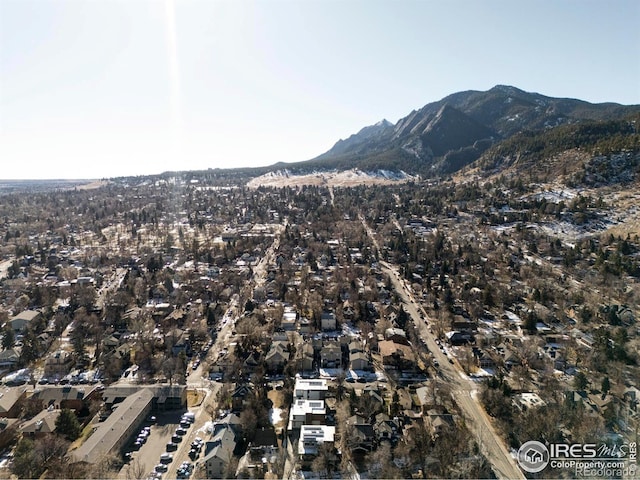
273 85 640 177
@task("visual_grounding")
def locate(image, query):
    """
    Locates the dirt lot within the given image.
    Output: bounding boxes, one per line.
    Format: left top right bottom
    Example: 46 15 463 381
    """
187 389 206 408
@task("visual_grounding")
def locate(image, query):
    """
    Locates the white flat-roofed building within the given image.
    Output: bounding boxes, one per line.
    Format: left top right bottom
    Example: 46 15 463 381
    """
298 425 335 456
294 378 328 400
288 399 326 431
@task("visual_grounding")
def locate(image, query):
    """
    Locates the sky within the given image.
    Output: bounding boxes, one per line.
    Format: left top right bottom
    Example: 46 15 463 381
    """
1 0 639 180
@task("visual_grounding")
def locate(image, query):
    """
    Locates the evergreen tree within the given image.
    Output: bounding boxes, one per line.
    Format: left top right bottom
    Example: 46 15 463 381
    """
601 376 611 395
1 326 15 349
574 371 589 391
55 408 82 441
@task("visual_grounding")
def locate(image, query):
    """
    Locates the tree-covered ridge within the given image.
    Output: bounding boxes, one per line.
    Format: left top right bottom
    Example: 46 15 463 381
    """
478 115 640 174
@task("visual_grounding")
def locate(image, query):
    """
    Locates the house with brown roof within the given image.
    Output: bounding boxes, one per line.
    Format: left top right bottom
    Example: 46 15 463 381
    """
0 387 27 418
350 351 371 371
102 383 186 411
320 341 342 369
0 417 18 450
378 340 416 370
20 409 60 438
30 385 99 412
426 411 456 438
43 350 75 378
265 343 289 373
373 413 401 444
298 343 314 372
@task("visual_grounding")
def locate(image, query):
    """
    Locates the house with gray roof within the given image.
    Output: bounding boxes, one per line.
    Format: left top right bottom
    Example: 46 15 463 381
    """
70 388 153 465
203 424 237 478
9 310 42 333
20 409 60 438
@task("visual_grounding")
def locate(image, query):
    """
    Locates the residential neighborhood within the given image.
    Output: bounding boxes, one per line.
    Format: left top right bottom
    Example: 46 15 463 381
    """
0 171 637 480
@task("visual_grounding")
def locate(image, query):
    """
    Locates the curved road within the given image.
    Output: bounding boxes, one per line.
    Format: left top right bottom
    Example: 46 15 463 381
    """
381 261 523 480
361 215 523 479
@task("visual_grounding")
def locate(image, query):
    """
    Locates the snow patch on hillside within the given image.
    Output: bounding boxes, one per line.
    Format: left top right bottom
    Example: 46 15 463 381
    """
246 169 417 188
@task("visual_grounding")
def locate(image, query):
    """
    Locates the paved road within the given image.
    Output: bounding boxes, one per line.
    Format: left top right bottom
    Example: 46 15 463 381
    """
360 215 523 479
163 387 218 480
117 411 185 479
165 228 284 478
381 260 524 480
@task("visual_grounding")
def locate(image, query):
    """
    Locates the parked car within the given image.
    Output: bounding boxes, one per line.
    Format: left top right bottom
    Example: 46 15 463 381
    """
159 453 173 464
155 464 168 473
166 442 178 451
182 412 195 423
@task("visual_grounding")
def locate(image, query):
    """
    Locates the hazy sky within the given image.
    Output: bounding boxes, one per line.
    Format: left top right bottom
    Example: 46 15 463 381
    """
1 0 639 180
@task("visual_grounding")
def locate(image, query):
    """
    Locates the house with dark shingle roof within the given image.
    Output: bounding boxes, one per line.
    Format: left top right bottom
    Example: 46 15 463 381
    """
20 409 60 438
102 383 186 411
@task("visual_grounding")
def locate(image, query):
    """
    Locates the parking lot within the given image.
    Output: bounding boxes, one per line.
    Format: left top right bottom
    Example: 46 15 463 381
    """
117 411 188 479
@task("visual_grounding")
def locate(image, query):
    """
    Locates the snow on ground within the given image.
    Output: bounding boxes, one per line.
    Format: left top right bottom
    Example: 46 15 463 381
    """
199 421 214 435
319 368 343 379
269 408 283 426
538 221 585 241
341 322 361 338
528 188 578 203
246 169 416 188
469 368 496 381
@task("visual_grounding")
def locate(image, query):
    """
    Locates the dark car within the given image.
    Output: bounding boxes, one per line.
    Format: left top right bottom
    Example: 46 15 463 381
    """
171 434 183 443
166 442 178 451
